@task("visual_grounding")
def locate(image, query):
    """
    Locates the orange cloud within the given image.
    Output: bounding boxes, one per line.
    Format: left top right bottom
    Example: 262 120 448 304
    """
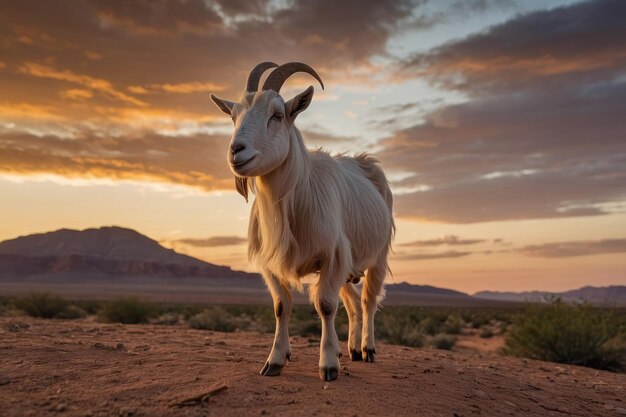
0 130 233 192
129 81 227 95
0 102 65 121
18 62 147 106
60 89 93 100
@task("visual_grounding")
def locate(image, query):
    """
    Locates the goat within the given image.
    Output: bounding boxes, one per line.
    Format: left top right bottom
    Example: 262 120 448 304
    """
210 62 394 381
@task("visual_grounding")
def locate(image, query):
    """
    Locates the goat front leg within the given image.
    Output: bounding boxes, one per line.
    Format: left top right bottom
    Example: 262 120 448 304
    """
260 270 292 377
310 271 344 381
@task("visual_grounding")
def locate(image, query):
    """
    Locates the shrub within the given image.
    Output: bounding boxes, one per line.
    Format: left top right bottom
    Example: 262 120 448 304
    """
431 334 456 350
189 307 238 332
419 316 443 336
480 328 494 338
151 312 181 325
444 315 463 335
15 292 70 319
504 299 626 372
378 314 424 347
55 305 87 319
98 297 153 324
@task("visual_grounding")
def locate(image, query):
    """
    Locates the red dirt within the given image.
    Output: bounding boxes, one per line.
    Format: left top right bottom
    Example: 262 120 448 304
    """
1 317 625 417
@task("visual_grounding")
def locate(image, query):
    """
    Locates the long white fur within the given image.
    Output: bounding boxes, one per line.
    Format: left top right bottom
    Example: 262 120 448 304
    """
213 86 394 380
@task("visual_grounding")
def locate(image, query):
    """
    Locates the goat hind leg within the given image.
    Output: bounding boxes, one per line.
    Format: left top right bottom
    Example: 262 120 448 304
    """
361 261 386 363
260 271 292 377
339 283 362 361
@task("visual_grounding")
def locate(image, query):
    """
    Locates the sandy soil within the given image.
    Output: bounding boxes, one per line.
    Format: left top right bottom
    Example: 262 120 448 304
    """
1 317 625 417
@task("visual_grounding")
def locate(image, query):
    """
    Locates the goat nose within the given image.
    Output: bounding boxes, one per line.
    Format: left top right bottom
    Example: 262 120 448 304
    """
231 143 245 154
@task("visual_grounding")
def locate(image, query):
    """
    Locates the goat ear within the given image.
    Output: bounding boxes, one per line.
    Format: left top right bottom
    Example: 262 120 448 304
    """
285 85 314 122
235 177 249 202
210 94 235 116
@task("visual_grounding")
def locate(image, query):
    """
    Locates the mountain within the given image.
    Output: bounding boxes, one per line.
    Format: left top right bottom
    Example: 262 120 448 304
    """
474 286 626 304
0 226 262 284
385 282 469 298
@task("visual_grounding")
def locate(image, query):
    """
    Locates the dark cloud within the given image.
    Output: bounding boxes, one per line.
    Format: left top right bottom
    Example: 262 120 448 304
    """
519 239 626 258
175 236 247 247
272 0 414 66
400 235 486 247
381 0 626 223
401 0 626 93
395 250 471 261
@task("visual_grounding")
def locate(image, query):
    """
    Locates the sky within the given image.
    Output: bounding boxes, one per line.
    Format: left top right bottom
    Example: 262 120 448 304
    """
0 0 625 293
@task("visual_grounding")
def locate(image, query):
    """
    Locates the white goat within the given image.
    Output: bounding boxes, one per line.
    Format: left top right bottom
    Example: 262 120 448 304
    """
210 62 394 381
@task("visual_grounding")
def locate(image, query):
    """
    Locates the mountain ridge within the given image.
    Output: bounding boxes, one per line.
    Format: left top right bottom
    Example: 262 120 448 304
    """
474 285 626 304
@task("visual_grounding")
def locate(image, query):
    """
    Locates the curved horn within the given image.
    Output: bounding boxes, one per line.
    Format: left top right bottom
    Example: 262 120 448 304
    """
246 62 279 92
262 62 324 93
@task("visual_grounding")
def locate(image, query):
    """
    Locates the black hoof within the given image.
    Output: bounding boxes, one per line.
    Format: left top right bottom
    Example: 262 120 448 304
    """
260 361 284 376
349 349 363 361
286 353 292 362
319 366 338 381
362 348 376 363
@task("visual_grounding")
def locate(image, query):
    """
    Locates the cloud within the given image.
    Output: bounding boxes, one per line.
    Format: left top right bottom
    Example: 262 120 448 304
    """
379 0 626 223
147 82 226 94
400 0 626 92
519 239 626 258
18 62 147 106
400 235 486 247
95 0 224 36
395 250 471 261
0 130 233 192
60 89 93 100
174 236 247 248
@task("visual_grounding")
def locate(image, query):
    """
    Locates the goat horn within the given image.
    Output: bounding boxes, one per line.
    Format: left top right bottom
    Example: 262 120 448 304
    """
246 62 279 93
262 62 324 93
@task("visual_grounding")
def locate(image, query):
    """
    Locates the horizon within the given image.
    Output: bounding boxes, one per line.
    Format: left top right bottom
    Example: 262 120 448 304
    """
0 223 623 296
1 0 625 293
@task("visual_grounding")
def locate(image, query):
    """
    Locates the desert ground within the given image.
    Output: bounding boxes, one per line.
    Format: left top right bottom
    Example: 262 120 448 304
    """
1 317 625 417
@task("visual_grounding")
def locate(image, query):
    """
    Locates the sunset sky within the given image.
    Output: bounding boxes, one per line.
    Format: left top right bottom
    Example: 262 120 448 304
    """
1 0 625 293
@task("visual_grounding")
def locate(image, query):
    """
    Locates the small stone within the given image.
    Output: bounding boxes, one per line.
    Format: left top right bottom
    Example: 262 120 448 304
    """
0 377 10 386
115 343 126 351
615 407 626 416
119 407 135 416
55 403 67 412
323 382 330 390
93 342 105 349
472 389 490 400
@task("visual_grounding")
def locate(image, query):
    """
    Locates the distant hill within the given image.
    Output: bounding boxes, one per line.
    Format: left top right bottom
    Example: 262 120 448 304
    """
474 285 626 304
385 282 469 298
0 226 263 285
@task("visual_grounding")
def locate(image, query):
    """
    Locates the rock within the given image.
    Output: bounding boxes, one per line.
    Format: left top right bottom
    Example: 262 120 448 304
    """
115 343 126 351
471 389 491 400
93 342 105 349
119 407 135 416
55 403 67 412
615 407 626 416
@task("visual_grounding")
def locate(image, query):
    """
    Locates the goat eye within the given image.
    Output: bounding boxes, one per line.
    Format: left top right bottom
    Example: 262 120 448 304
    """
272 112 284 121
